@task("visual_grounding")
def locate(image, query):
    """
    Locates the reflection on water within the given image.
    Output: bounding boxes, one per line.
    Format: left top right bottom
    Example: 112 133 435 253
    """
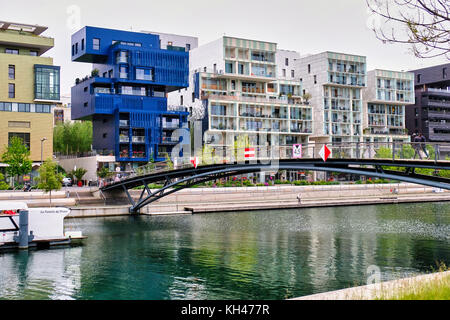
0 202 449 300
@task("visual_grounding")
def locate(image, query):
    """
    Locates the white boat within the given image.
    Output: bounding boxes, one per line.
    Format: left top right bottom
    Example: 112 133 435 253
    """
0 201 86 250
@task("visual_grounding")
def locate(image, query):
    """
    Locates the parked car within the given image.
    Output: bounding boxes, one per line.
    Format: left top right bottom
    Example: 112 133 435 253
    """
62 177 72 186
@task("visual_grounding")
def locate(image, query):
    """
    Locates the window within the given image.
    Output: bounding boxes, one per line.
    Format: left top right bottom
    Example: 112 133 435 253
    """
30 51 38 56
84 102 88 107
282 69 286 77
0 102 12 111
35 65 60 100
81 39 85 50
417 74 421 83
6 48 18 55
8 133 30 150
18 103 30 112
135 68 153 81
103 72 107 78
8 65 15 80
192 92 195 103
186 43 191 51
314 75 317 84
75 43 78 54
444 68 447 79
285 58 289 66
8 83 15 98
84 87 88 92
291 70 295 78
72 44 75 56
93 38 100 50
180 96 183 105
35 104 51 113
308 64 311 74
102 133 107 139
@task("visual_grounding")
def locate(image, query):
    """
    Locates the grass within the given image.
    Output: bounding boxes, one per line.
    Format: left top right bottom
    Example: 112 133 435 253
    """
375 263 450 300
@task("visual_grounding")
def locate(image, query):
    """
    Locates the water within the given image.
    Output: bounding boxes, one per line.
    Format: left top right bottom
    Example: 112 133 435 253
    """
0 202 449 300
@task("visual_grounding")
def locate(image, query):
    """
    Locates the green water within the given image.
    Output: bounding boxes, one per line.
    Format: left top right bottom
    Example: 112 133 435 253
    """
0 202 449 300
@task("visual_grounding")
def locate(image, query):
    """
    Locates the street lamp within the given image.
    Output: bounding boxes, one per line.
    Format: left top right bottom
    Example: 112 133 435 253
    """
40 137 47 165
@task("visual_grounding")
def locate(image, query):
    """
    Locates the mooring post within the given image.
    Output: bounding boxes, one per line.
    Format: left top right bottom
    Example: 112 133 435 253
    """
18 210 29 249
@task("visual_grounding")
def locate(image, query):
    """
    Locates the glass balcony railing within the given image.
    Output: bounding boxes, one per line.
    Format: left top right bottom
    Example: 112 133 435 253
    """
132 136 145 143
119 120 129 127
119 136 129 143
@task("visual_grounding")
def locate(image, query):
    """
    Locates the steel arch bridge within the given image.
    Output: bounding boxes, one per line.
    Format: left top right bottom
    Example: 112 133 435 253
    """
101 157 450 213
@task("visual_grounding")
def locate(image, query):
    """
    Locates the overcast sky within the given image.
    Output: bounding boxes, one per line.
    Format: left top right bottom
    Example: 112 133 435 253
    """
3 0 448 96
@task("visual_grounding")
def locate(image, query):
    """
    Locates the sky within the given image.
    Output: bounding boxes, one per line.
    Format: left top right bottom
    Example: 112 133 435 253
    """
2 0 448 97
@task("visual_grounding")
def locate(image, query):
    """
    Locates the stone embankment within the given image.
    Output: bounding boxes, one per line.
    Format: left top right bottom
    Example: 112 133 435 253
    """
1 183 449 218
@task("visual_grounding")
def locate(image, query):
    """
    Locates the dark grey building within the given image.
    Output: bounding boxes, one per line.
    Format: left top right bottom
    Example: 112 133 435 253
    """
406 63 450 142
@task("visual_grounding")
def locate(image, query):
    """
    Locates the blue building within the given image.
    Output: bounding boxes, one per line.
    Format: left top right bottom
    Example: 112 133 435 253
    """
70 26 190 167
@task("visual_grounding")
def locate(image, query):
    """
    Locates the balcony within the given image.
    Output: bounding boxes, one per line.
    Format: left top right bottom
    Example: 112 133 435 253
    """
161 136 180 144
131 151 146 159
162 122 180 129
119 135 129 143
132 136 145 143
119 120 129 127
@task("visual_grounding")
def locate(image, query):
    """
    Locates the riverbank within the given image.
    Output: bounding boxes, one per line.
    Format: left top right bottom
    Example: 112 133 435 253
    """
291 271 450 300
2 183 449 218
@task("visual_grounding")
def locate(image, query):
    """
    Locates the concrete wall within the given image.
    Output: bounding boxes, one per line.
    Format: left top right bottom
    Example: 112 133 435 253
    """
58 156 99 182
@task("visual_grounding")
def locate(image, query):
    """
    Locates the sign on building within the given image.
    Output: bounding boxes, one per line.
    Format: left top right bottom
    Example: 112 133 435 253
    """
292 144 302 159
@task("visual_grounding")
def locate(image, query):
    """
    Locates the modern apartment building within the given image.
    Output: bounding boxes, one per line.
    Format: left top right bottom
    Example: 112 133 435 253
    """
362 69 415 143
168 36 313 152
406 63 450 142
0 21 60 162
297 52 367 149
70 26 193 168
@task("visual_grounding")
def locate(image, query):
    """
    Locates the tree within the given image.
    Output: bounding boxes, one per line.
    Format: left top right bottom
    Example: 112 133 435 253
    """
0 173 9 190
1 136 32 186
36 159 63 206
366 0 450 59
53 121 92 155
97 166 112 179
72 167 87 185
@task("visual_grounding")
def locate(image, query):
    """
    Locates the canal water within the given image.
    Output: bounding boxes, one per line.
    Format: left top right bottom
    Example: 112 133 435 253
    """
0 202 449 300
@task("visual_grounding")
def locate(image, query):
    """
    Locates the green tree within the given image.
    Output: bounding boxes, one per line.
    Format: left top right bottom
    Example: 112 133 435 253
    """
0 173 9 190
97 166 112 179
36 159 63 206
53 121 92 155
72 167 87 185
1 136 32 186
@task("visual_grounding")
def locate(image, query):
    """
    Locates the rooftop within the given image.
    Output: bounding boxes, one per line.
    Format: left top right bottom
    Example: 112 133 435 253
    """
0 21 48 35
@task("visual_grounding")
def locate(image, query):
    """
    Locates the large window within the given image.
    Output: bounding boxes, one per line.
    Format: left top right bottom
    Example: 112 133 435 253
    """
136 68 153 81
6 48 18 55
8 65 15 79
18 103 30 112
8 132 30 150
35 65 60 100
8 83 15 98
35 104 51 113
0 102 12 111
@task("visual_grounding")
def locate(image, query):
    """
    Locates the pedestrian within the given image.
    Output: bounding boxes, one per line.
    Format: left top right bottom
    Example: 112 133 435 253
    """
297 193 302 204
419 133 429 158
413 133 422 159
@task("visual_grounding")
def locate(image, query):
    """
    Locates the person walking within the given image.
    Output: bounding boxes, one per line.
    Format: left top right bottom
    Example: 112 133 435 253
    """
297 193 302 204
419 133 429 159
413 133 422 159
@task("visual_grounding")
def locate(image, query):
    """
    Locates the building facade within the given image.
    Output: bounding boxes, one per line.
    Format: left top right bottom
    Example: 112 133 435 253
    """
363 69 415 144
406 63 450 142
0 21 60 162
70 26 193 168
297 51 367 151
168 36 313 153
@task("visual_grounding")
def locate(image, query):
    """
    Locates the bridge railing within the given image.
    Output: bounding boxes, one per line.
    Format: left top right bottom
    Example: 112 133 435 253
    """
104 141 450 185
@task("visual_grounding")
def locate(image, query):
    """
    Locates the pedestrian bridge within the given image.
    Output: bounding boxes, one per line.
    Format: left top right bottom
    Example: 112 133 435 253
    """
100 142 450 213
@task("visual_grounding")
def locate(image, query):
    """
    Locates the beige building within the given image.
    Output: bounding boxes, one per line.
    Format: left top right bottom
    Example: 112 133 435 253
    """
0 21 60 162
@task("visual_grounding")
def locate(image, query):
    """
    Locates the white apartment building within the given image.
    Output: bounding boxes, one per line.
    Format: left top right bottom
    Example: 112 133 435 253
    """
297 52 367 151
363 69 415 143
168 36 313 152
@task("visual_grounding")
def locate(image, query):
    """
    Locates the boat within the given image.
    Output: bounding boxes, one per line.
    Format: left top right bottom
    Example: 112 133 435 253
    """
0 201 87 251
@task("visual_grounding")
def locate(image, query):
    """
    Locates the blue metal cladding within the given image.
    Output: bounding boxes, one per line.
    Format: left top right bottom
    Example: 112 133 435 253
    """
70 26 190 162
